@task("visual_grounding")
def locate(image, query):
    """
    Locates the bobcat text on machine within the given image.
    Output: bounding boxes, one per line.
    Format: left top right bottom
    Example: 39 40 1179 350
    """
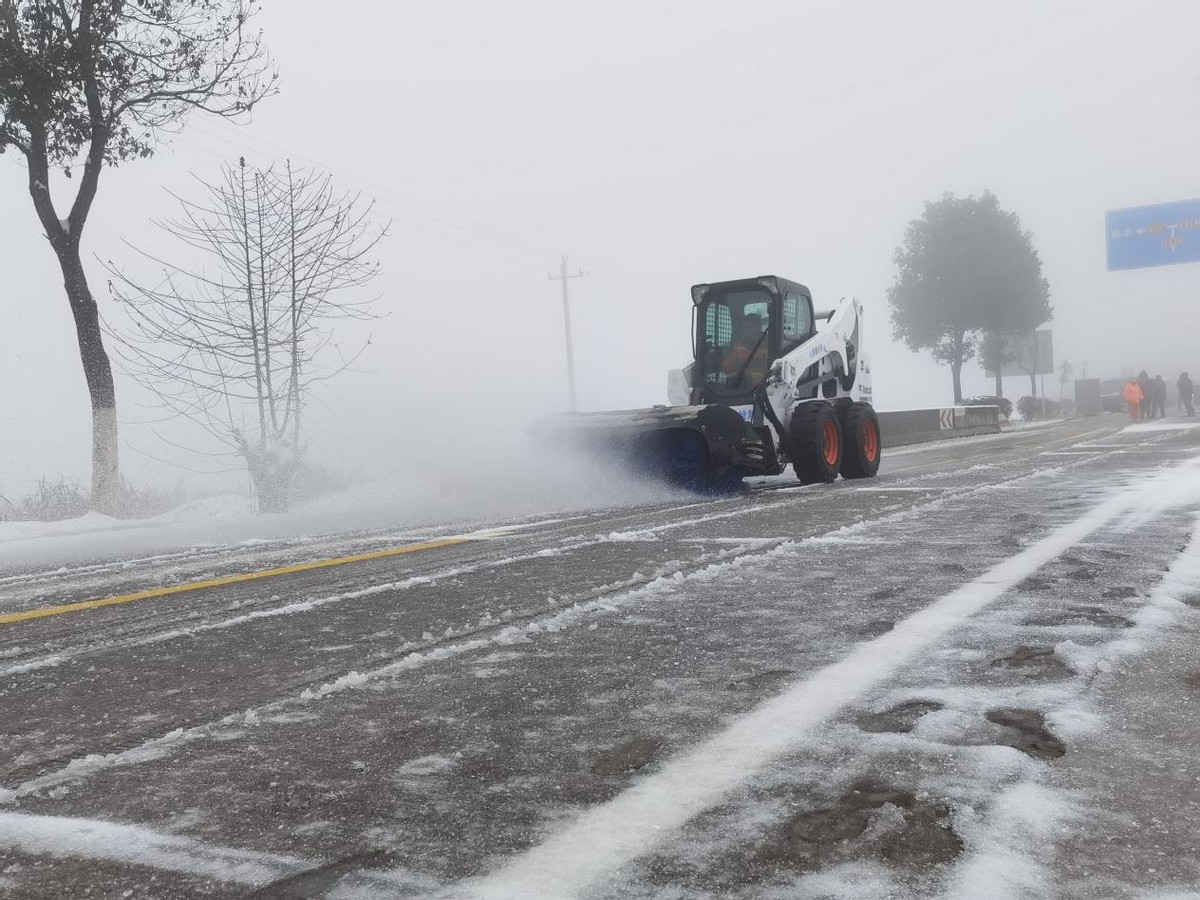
532 275 881 492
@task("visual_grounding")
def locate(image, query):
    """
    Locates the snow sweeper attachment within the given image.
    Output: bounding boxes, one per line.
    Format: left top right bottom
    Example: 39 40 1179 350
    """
530 275 881 492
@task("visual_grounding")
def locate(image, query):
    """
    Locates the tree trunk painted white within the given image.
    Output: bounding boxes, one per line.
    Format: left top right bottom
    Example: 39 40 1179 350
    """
91 406 120 514
57 245 120 514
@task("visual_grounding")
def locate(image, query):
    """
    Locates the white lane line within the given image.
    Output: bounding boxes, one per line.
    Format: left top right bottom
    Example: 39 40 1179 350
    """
459 460 1200 900
0 812 313 886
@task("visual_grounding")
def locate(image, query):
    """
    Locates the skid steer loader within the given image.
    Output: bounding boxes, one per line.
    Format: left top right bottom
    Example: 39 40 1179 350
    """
532 275 880 491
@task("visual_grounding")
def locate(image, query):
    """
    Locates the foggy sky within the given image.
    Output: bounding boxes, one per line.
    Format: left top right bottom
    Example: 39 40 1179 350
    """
3 0 1199 495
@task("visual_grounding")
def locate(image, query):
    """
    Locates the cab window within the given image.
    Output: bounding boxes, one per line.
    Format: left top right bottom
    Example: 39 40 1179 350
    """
703 302 732 348
783 291 813 343
700 289 773 393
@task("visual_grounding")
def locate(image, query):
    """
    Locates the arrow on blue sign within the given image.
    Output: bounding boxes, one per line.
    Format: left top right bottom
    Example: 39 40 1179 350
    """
1106 199 1200 271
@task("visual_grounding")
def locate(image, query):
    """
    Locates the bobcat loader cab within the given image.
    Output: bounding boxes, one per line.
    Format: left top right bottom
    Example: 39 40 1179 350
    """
687 276 819 410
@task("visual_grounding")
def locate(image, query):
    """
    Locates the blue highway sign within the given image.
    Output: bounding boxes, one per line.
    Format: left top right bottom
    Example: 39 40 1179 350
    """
1106 199 1200 271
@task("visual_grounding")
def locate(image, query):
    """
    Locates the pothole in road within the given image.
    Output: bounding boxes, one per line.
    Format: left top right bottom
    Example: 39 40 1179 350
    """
857 700 944 734
1182 672 1200 689
754 777 963 873
589 737 664 776
1022 605 1134 629
984 708 1066 760
985 645 1074 680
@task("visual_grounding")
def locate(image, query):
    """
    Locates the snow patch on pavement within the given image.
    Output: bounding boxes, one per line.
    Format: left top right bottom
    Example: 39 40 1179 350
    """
598 530 659 542
944 782 1081 899
782 862 902 899
4 723 231 803
0 811 313 886
1122 422 1200 433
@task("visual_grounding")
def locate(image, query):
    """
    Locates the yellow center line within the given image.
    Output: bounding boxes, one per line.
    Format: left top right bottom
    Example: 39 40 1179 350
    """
0 536 474 627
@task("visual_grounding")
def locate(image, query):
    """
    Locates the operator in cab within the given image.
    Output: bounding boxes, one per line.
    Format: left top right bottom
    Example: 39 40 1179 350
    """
721 313 770 387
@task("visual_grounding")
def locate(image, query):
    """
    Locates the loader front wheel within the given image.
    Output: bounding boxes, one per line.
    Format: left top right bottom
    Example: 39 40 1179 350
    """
839 402 881 479
790 402 842 484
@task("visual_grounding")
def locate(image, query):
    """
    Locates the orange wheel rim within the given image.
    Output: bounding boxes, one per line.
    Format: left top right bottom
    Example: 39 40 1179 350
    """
822 419 840 466
863 420 879 463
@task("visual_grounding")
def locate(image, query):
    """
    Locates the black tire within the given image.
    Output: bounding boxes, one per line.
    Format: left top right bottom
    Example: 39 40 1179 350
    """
790 402 842 484
839 401 881 479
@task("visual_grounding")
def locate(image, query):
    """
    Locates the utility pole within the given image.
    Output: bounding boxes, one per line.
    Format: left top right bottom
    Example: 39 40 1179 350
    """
548 255 585 412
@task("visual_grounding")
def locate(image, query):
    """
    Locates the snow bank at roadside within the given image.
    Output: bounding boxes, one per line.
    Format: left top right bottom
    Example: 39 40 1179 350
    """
0 495 251 543
0 495 256 570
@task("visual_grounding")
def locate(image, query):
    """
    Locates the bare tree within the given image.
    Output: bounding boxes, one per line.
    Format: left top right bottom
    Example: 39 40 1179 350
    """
106 159 387 512
0 1 275 512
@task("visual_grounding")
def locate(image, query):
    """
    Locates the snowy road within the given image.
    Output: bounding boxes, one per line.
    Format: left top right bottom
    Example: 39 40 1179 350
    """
3 416 1200 898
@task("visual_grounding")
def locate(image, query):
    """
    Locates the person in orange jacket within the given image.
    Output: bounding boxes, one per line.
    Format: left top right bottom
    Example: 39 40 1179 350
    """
1123 378 1143 422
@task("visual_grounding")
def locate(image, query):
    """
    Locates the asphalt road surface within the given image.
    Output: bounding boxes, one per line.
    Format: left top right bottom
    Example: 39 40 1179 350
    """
3 416 1200 899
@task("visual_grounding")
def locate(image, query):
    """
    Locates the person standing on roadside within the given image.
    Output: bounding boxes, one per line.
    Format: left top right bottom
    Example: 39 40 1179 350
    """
1124 378 1144 422
1152 375 1168 418
1180 372 1196 417
1137 370 1153 420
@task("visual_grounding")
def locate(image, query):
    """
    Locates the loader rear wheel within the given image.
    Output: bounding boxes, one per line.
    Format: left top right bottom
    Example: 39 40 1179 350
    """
839 401 881 479
790 402 842 484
